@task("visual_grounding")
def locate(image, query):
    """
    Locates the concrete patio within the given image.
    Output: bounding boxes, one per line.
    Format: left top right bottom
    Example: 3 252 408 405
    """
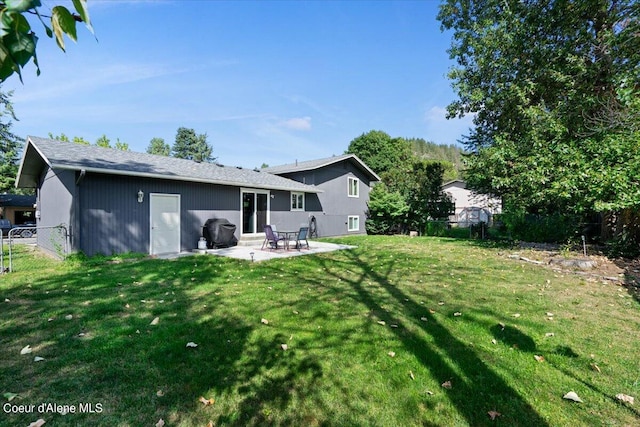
192 240 356 261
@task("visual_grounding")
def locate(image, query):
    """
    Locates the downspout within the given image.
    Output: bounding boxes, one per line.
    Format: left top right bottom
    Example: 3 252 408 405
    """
73 169 86 253
75 169 86 185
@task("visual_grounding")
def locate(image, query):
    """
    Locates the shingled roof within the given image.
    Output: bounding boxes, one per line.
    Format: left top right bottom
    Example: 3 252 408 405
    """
262 153 380 181
16 136 322 193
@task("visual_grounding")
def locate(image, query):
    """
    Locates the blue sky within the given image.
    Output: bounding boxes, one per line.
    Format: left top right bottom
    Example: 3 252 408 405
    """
5 0 473 169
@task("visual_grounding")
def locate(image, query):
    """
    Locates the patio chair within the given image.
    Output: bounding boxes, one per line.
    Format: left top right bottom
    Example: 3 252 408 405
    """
289 226 310 250
262 225 285 250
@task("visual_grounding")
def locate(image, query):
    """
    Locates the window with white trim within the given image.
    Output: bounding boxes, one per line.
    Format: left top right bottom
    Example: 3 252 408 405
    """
291 192 304 211
348 177 359 198
348 215 360 232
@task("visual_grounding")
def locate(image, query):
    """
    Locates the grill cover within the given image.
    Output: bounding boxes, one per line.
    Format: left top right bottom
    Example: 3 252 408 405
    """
203 218 238 249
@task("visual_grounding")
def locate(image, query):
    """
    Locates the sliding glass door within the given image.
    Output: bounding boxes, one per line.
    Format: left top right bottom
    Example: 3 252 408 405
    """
241 189 269 235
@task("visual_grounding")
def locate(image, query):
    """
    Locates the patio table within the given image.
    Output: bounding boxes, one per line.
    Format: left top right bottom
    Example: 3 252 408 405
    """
277 230 299 250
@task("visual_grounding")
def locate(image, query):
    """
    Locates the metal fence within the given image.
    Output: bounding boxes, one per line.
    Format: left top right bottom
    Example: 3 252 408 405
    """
1 225 69 273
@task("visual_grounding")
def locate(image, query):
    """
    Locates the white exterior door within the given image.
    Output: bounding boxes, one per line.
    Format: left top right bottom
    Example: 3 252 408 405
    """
150 193 181 255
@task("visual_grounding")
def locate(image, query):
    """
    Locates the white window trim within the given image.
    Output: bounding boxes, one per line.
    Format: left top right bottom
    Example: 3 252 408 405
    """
348 177 359 198
291 192 305 211
348 215 360 232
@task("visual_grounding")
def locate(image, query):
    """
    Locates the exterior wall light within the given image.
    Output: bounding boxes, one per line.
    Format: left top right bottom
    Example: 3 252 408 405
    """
137 190 144 203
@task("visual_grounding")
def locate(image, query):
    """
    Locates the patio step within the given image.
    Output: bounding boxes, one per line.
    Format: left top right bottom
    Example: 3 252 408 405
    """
237 237 264 246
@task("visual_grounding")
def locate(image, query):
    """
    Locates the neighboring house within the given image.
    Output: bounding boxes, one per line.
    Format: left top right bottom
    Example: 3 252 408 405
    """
0 194 36 225
264 154 380 237
15 137 378 257
442 180 502 226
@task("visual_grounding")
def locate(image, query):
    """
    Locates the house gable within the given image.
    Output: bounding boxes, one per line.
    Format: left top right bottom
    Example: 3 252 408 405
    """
265 155 379 237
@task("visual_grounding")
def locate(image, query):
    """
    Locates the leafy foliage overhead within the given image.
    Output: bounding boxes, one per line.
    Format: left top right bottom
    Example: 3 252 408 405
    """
438 0 640 215
0 0 94 82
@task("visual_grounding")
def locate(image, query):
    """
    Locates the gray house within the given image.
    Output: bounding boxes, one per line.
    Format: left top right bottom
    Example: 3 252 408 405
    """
264 154 380 237
15 137 378 257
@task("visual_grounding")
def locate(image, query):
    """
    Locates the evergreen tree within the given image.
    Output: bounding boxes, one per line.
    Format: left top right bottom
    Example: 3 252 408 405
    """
0 89 23 193
147 137 170 156
407 137 464 181
171 127 215 162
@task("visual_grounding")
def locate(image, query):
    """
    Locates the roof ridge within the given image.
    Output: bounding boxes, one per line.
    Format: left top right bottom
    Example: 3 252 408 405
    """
19 136 323 193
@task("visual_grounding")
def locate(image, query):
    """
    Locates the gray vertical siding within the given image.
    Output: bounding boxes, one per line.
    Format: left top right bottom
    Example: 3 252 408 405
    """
35 158 372 256
268 190 313 232
274 161 373 237
76 173 241 256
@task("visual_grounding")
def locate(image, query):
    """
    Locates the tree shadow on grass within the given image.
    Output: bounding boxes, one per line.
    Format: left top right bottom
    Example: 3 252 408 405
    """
312 250 550 426
489 324 537 352
0 255 331 426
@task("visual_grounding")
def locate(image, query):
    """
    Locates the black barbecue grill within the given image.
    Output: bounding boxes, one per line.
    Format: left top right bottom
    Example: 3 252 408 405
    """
203 218 238 249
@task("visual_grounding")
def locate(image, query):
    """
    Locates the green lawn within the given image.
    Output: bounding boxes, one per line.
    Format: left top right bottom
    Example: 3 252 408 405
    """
1 237 639 426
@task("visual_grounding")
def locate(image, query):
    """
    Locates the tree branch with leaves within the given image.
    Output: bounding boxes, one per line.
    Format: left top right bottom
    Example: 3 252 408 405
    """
0 0 93 82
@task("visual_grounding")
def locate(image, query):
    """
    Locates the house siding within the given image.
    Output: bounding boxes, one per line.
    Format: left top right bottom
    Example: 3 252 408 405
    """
274 161 372 237
442 181 502 216
268 190 315 232
37 168 76 256
73 173 241 256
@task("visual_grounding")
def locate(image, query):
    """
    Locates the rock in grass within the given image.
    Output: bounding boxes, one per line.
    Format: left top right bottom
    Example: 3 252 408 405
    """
563 391 583 403
616 393 634 404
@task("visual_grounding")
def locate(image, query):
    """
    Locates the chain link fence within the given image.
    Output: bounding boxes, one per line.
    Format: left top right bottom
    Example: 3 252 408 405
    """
1 225 69 273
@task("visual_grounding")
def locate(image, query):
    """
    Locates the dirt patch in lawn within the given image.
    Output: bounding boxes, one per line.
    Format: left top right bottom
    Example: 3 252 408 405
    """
504 243 640 298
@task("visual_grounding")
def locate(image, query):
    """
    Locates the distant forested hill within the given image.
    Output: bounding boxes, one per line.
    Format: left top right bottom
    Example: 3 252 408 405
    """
405 138 465 181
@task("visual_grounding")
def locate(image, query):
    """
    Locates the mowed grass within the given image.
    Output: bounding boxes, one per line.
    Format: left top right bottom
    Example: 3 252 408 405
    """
1 236 639 426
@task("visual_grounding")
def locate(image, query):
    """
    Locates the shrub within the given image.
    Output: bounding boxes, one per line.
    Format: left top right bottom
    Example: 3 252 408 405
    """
500 210 579 243
366 184 408 234
604 229 640 258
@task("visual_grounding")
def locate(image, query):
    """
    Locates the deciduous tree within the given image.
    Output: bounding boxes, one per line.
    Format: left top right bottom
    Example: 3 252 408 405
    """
0 0 94 82
384 160 453 232
346 130 412 176
438 0 640 216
